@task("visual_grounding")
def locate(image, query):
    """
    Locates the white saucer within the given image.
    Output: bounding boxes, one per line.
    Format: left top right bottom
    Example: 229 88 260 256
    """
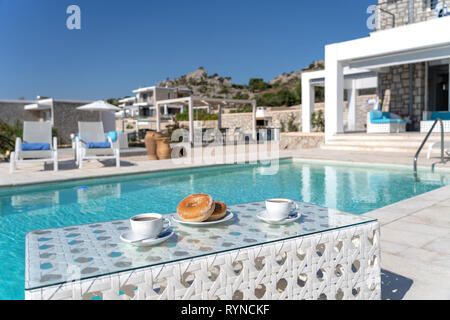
120 228 173 247
172 210 234 226
256 210 301 225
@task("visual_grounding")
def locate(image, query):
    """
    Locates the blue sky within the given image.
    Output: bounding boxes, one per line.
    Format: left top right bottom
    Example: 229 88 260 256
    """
0 0 374 100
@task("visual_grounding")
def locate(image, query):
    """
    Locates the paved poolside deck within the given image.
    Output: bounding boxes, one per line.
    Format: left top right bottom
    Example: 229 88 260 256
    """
1 147 449 300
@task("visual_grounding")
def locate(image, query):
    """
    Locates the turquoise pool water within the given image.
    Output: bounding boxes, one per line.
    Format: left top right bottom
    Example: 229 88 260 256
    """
1 159 449 300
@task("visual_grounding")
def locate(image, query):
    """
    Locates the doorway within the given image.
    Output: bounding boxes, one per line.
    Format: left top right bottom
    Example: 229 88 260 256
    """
428 63 449 111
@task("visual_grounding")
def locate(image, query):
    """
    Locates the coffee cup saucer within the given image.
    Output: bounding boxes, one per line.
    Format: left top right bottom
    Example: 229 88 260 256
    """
120 227 173 247
256 210 301 225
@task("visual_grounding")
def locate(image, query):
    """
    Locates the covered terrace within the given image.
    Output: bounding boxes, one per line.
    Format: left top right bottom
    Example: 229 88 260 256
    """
155 96 257 143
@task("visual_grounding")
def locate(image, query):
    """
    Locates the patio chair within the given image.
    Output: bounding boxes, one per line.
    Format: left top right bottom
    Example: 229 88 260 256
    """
367 111 406 134
427 142 450 159
10 121 58 173
76 122 120 169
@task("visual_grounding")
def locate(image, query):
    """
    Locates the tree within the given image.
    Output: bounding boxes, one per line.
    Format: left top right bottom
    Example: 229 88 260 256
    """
248 78 271 92
276 89 298 106
294 80 302 104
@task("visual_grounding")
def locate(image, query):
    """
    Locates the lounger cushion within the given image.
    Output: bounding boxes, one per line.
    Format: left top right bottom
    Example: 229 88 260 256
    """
106 131 118 142
371 119 406 124
370 111 405 124
430 112 450 121
21 143 51 151
86 142 111 149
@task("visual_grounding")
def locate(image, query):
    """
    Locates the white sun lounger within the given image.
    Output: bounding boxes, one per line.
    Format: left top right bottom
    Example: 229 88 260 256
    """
76 122 120 169
427 142 450 159
10 121 58 173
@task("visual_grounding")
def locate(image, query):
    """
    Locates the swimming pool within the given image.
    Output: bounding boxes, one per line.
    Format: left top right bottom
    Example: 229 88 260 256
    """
1 159 449 299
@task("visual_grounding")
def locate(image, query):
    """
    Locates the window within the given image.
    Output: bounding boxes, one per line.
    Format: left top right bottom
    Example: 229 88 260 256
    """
427 0 439 10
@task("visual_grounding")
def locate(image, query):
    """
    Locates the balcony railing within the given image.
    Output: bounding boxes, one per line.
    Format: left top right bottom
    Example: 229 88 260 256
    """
373 0 449 31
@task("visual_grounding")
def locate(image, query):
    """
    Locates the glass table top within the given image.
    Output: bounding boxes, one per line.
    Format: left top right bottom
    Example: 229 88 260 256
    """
25 201 376 290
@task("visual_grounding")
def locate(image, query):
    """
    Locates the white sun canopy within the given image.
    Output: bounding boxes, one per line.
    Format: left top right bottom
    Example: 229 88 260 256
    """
77 100 121 112
77 100 119 132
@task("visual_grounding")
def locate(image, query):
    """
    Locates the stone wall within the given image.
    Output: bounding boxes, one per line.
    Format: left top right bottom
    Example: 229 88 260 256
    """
52 101 102 144
0 101 33 125
378 63 425 130
342 94 377 132
378 0 436 31
0 100 100 145
279 132 325 150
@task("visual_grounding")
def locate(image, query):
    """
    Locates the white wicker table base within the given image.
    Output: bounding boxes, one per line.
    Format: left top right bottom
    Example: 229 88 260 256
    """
26 221 380 300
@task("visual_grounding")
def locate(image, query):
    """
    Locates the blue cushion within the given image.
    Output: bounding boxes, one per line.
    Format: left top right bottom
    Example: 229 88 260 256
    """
370 111 383 121
381 112 392 119
21 143 51 151
86 142 111 149
371 119 406 124
431 112 450 121
106 131 118 142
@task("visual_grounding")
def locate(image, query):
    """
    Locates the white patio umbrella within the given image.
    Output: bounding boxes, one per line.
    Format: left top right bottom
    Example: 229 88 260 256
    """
76 100 121 112
77 100 121 132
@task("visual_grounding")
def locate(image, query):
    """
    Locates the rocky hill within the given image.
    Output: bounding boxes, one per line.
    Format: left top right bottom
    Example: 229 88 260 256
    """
156 61 324 106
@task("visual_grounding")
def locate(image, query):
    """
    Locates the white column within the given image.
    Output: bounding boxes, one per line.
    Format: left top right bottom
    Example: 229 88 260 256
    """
424 62 429 112
164 104 168 115
189 98 194 143
347 79 357 132
218 105 222 129
252 101 257 140
325 44 344 141
302 74 315 133
156 104 161 132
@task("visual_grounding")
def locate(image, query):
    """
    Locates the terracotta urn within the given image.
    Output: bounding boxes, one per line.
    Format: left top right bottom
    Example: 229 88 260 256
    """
156 137 172 160
144 131 163 160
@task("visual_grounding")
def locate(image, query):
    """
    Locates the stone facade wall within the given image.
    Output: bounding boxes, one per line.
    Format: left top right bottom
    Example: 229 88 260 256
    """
52 101 102 144
0 100 100 145
0 101 33 125
221 105 328 132
378 63 425 130
342 95 377 132
378 0 436 30
279 132 325 150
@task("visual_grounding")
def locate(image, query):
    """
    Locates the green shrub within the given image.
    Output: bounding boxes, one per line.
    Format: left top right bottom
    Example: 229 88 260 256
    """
0 120 22 154
232 92 250 100
229 105 253 113
311 110 325 132
249 78 271 92
175 110 218 121
287 115 299 132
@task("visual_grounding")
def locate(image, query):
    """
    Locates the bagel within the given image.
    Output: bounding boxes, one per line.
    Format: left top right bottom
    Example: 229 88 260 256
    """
177 194 215 222
206 201 227 222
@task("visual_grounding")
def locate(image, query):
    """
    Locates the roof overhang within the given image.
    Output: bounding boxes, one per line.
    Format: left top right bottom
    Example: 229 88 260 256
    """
328 16 450 69
155 96 256 107
349 44 450 70
24 104 51 111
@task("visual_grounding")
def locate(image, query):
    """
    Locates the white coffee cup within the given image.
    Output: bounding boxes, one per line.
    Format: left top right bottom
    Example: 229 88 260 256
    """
130 213 170 239
265 199 298 220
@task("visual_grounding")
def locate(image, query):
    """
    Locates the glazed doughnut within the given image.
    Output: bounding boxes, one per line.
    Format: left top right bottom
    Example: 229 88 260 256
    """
206 201 227 222
177 194 215 222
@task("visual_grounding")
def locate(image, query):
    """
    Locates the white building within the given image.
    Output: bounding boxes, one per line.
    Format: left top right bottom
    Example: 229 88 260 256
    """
302 0 450 140
118 86 192 119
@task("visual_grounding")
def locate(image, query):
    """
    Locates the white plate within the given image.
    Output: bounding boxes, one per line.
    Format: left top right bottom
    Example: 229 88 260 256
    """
120 228 174 247
256 210 302 225
172 210 234 226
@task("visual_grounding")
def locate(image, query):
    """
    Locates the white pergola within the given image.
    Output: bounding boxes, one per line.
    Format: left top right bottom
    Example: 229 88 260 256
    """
155 96 257 143
322 17 450 140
